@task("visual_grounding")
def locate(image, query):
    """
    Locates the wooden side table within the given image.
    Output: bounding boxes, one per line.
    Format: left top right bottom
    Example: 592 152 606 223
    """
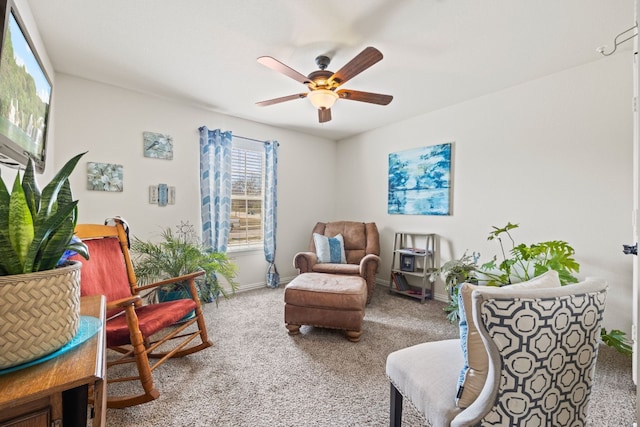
0 295 106 427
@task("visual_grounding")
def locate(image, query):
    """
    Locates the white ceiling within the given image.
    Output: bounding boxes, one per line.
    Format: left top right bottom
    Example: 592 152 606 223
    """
25 0 633 141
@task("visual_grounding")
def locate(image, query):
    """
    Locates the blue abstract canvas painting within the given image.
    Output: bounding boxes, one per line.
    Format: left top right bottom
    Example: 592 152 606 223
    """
388 143 452 215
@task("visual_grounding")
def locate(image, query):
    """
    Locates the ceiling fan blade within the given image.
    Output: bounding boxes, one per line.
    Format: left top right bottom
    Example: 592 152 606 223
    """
257 56 312 85
329 47 383 87
256 93 307 107
337 89 393 105
318 107 332 123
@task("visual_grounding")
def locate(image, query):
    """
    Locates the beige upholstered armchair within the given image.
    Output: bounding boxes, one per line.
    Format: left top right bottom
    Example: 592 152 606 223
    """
293 221 380 303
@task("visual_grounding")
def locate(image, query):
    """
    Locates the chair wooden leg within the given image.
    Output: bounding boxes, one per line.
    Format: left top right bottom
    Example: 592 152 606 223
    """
345 329 363 342
390 383 403 427
106 388 160 409
106 305 160 409
286 323 300 335
192 291 210 344
175 297 214 356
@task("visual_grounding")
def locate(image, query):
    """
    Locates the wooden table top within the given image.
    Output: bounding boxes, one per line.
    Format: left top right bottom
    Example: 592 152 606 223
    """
0 295 106 409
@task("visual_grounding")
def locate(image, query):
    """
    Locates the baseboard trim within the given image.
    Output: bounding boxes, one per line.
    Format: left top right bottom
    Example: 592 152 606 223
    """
232 276 448 303
233 275 296 294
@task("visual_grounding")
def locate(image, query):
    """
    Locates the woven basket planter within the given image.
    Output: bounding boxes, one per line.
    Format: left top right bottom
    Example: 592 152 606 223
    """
0 260 82 370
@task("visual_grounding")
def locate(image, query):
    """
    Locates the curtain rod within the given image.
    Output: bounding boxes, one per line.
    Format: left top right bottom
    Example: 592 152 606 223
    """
199 126 278 145
233 134 279 146
232 134 267 143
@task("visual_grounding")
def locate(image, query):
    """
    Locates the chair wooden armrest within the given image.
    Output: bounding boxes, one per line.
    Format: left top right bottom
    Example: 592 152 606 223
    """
107 295 142 310
134 270 205 292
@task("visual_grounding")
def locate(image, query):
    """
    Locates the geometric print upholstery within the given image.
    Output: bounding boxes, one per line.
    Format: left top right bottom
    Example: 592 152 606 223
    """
475 286 607 427
456 270 561 409
386 278 608 427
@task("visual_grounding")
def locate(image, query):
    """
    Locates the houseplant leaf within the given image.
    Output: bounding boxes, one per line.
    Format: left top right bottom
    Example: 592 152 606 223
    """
33 206 79 271
8 174 34 267
38 152 85 218
0 172 10 233
24 200 79 272
0 232 23 275
601 328 632 356
21 157 41 221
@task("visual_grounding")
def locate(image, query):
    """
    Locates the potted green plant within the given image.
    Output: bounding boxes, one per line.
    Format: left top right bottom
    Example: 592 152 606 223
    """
131 223 238 306
433 222 632 355
479 222 580 286
429 251 479 322
0 153 89 369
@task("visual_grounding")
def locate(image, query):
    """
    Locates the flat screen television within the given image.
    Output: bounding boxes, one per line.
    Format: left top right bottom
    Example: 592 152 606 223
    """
0 0 51 173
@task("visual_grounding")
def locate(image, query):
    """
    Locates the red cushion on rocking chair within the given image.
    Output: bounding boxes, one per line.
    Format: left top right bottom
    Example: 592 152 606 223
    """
106 299 197 347
69 237 136 318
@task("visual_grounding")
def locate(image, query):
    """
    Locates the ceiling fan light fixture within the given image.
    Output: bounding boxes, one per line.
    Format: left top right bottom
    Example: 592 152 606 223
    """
307 89 338 109
256 47 391 123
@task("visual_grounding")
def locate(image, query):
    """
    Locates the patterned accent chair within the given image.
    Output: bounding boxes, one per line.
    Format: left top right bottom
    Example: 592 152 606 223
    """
386 277 607 427
293 221 380 303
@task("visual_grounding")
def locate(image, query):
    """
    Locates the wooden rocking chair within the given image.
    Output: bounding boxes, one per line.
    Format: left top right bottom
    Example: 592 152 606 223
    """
71 218 212 408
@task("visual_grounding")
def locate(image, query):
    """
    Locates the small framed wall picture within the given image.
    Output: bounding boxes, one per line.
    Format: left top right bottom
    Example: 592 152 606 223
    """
87 162 123 192
149 184 176 206
400 254 415 272
149 186 158 204
143 131 173 160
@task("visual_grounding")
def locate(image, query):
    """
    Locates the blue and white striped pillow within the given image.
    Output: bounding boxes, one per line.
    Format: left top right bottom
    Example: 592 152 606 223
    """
313 233 347 264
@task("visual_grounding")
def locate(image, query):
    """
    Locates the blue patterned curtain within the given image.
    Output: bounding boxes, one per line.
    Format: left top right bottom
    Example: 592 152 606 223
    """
199 127 232 253
264 141 279 288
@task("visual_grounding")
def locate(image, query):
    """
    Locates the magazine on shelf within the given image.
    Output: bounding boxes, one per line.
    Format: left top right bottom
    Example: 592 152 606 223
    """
392 272 410 291
397 248 429 255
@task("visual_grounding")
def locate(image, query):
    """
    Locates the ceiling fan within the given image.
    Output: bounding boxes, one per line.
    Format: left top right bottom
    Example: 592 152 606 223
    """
256 46 393 123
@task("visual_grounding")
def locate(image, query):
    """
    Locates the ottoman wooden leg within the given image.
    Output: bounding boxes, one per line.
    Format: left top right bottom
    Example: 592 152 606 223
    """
286 323 300 335
345 330 363 342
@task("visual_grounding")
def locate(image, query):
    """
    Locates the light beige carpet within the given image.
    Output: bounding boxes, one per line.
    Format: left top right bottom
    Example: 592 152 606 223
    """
105 285 635 426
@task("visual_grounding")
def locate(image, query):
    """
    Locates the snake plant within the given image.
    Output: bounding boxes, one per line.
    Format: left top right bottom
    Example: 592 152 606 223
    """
0 152 88 275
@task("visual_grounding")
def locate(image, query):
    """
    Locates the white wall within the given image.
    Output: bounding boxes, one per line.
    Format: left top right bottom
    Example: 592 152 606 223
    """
53 74 336 289
337 53 633 332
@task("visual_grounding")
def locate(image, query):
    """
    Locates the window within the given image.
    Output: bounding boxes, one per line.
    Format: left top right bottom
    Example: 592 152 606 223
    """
229 140 264 249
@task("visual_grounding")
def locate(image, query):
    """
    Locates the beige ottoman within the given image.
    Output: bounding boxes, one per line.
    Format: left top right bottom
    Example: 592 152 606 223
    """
284 273 367 342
